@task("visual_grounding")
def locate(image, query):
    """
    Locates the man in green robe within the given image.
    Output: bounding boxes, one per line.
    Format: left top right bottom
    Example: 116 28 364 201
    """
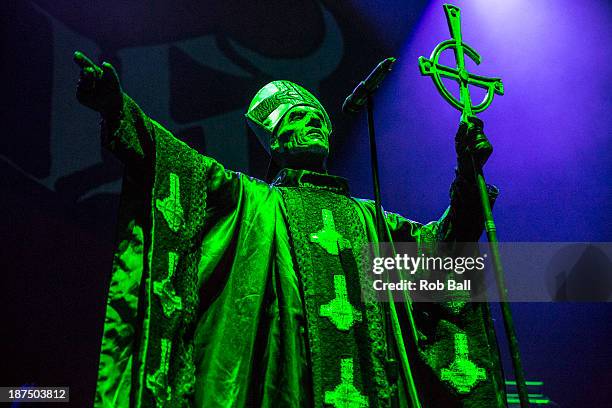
74 51 506 407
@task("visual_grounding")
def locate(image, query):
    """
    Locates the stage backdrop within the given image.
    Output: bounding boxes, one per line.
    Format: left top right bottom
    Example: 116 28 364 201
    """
2 1 611 406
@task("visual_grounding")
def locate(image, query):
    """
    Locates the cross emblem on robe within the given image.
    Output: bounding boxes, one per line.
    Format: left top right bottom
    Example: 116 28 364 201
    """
310 209 351 255
146 338 172 405
153 251 183 318
156 173 184 232
319 275 362 331
440 332 486 394
324 358 368 408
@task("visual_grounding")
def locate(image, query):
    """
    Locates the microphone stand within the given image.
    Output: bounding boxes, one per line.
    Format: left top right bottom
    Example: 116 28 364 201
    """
366 95 422 408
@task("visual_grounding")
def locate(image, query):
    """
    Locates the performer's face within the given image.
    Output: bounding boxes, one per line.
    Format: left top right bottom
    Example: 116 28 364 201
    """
271 105 330 171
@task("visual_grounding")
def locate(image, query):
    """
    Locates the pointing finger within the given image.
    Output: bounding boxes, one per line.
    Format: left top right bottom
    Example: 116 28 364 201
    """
73 51 99 71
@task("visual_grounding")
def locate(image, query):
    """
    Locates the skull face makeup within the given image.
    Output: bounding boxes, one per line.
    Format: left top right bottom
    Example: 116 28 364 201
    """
245 80 332 172
271 105 331 170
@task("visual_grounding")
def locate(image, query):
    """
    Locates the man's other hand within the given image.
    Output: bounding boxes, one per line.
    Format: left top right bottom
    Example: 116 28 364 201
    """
455 116 493 180
73 51 122 117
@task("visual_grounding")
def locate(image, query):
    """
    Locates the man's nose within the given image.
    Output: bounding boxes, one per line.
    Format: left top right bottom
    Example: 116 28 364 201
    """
307 115 322 128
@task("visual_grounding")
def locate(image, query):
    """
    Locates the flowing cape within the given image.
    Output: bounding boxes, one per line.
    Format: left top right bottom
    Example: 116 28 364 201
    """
95 94 507 408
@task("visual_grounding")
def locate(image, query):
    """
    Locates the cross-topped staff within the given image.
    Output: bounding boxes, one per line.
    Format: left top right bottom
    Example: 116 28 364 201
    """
419 4 530 408
419 5 504 121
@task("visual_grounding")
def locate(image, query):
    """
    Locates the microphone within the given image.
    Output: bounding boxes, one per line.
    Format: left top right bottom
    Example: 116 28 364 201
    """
342 57 397 114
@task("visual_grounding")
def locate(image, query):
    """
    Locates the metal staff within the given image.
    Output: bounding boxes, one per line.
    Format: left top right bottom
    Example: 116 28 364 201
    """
418 4 529 407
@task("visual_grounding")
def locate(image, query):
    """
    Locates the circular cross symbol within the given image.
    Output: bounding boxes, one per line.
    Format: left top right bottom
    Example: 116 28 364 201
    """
418 4 504 117
419 40 503 114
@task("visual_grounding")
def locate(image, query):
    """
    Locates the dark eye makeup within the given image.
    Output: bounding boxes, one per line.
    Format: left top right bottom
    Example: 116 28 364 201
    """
290 111 306 121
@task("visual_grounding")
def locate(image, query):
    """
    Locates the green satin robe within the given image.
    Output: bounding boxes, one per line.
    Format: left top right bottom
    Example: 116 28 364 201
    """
94 94 506 408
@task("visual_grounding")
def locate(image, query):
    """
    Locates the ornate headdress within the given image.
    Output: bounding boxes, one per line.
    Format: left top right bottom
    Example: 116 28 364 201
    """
245 80 332 154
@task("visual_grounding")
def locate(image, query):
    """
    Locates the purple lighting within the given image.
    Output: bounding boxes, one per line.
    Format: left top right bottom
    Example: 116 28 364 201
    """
339 2 612 406
347 0 612 242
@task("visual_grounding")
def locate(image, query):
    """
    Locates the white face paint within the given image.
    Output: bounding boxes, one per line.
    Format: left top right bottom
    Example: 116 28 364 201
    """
271 106 331 171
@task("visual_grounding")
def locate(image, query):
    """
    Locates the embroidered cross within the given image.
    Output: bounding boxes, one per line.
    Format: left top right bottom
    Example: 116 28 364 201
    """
324 358 368 408
310 209 350 255
153 252 183 318
319 275 362 331
440 332 486 394
146 338 172 407
156 173 184 232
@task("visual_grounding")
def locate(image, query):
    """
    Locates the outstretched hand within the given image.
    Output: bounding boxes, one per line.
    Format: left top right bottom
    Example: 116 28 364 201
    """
455 116 493 180
73 51 122 116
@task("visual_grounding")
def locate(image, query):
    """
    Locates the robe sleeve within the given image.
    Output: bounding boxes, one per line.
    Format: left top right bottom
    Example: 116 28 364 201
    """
100 93 244 207
436 172 499 242
94 93 260 407
382 174 505 406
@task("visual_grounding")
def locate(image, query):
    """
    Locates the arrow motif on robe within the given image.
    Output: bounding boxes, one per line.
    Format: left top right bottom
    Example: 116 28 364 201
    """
418 4 504 120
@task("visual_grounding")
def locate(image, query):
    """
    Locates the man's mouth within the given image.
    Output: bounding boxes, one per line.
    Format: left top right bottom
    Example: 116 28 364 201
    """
306 130 324 139
293 129 327 147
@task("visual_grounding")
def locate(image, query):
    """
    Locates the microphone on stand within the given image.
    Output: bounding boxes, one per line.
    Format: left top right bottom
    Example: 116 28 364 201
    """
342 57 397 115
343 56 423 408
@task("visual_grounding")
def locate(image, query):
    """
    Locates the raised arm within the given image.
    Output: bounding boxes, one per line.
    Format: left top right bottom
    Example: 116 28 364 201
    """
74 51 123 117
73 51 254 211
74 51 154 169
386 117 498 245
437 116 498 242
